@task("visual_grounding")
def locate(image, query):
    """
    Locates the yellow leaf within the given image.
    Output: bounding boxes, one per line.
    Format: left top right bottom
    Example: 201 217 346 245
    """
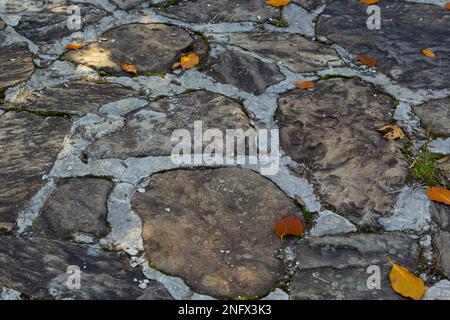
180 53 200 69
388 257 426 300
66 43 84 50
120 63 138 76
360 0 379 4
266 0 291 7
293 81 315 89
376 124 405 140
426 186 450 205
422 48 436 58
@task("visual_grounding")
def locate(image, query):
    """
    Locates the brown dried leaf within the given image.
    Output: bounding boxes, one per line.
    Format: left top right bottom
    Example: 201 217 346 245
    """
376 124 405 140
293 81 315 89
274 215 304 240
121 63 138 76
356 54 378 67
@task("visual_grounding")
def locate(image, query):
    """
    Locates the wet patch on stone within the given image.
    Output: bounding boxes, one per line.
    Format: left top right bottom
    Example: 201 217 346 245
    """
133 167 299 298
413 98 450 138
0 111 70 226
12 80 136 115
228 32 343 73
0 236 172 299
276 78 408 227
0 43 35 89
65 23 207 76
317 0 450 90
82 90 252 160
290 232 420 299
14 4 106 44
208 50 285 96
159 0 280 23
28 178 113 241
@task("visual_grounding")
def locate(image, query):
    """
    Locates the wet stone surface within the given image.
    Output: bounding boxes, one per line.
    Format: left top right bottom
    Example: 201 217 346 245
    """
29 178 113 241
228 32 343 73
65 23 205 76
12 80 136 115
0 44 35 89
290 233 420 300
133 168 300 298
317 0 450 90
208 50 285 95
276 78 408 227
430 202 450 278
83 90 252 160
0 236 173 300
160 0 281 23
293 0 324 11
413 98 450 137
0 112 70 226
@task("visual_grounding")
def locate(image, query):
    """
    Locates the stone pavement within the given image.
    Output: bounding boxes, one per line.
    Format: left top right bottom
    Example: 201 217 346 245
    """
0 0 449 300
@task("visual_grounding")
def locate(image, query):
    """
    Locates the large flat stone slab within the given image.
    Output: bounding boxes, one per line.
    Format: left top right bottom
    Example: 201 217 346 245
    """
65 23 204 76
317 0 450 90
160 0 280 23
0 236 172 299
413 98 450 138
29 178 113 241
430 202 450 278
133 168 300 298
228 32 342 73
0 43 35 89
13 80 136 115
83 90 252 160
276 78 408 227
290 233 420 300
0 112 70 225
208 51 285 95
15 5 106 43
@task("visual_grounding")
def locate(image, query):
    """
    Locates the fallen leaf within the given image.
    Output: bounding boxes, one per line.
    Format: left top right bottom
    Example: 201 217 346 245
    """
376 124 405 140
274 215 304 240
422 48 436 58
293 81 315 89
388 257 426 300
426 186 450 205
445 2 450 10
266 0 291 7
171 62 182 70
66 43 84 50
121 63 138 76
360 0 379 4
437 154 450 164
356 54 378 67
180 53 200 69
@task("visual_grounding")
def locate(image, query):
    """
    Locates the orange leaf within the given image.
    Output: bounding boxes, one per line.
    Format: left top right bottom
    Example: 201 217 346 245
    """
266 0 291 7
422 48 436 58
180 53 200 69
121 63 138 76
274 215 304 240
388 257 426 300
360 0 379 4
66 43 84 50
445 2 450 10
426 186 450 205
356 54 378 67
293 81 315 89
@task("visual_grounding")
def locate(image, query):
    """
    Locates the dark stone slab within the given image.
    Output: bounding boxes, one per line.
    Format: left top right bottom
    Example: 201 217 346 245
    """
0 43 35 89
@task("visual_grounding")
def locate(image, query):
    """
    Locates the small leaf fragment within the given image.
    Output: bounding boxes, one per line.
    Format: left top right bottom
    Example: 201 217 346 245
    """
180 53 200 69
422 48 436 58
171 62 182 70
66 43 84 50
121 63 138 76
445 2 450 10
437 154 450 164
376 124 405 140
360 0 379 4
426 186 450 205
388 257 426 300
293 81 315 89
274 215 304 240
356 54 378 67
266 0 291 7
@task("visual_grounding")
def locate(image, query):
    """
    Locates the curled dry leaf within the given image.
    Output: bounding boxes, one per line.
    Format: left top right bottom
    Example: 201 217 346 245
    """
274 215 304 240
293 81 315 89
388 257 426 300
376 124 405 140
422 48 436 58
426 186 450 205
66 43 84 50
356 54 378 67
121 63 138 76
437 154 450 164
180 53 200 69
266 0 291 7
360 0 379 4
